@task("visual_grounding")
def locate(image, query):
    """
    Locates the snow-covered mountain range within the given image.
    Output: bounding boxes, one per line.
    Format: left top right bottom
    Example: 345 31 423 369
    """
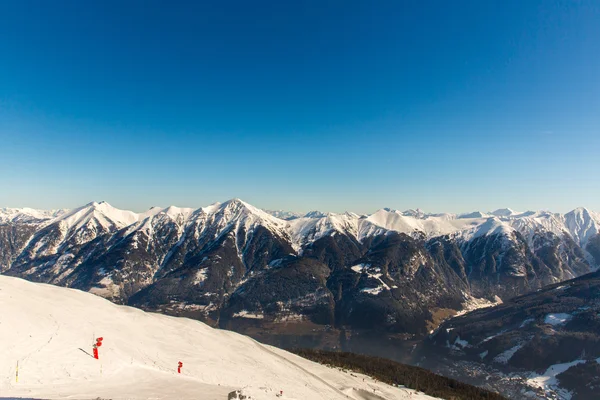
0 274 438 400
1 199 599 350
3 200 599 255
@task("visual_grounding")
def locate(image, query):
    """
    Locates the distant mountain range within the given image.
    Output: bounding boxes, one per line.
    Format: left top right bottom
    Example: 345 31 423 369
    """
1 199 599 352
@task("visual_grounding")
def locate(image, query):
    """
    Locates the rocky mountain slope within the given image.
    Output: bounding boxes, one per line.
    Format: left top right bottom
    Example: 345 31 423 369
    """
416 271 600 400
1 200 599 351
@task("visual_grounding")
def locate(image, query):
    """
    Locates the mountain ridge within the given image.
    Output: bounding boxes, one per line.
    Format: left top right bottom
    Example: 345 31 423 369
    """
3 199 600 249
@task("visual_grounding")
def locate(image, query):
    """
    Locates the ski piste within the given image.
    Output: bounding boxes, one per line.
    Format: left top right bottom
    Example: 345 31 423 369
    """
0 275 438 400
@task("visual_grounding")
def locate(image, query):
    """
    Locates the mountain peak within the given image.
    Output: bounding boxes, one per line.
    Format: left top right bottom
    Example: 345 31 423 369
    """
85 200 118 212
568 206 592 215
221 198 258 213
304 210 327 218
458 211 489 219
263 209 302 220
565 207 600 223
208 198 288 229
59 201 140 231
0 207 63 224
402 208 425 218
490 208 519 217
226 197 245 204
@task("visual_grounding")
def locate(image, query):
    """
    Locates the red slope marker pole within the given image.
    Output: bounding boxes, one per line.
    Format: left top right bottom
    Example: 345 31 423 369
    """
93 337 103 359
178 361 183 374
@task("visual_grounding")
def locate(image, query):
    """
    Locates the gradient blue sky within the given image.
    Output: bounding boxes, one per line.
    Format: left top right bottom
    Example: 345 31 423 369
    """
1 0 599 214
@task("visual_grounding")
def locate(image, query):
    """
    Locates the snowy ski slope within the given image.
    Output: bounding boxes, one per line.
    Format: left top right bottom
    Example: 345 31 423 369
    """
0 275 439 400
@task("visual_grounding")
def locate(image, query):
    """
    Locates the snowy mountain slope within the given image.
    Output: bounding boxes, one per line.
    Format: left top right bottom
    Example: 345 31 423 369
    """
13 201 142 263
80 205 197 301
502 211 568 245
476 208 600 250
364 209 481 240
490 208 521 217
0 207 66 224
458 211 490 219
564 207 600 247
289 212 361 249
188 198 292 248
263 209 302 220
54 201 140 232
289 208 487 246
0 275 439 400
5 199 295 303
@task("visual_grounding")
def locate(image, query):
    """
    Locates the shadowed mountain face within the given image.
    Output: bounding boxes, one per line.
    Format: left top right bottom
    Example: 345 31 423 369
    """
416 271 600 400
1 200 599 351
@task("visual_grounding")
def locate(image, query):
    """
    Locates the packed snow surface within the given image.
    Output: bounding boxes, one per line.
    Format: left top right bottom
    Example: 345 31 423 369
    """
0 275 439 400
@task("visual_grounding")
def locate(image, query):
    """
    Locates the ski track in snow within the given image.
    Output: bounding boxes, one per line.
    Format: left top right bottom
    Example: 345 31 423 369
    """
256 345 347 397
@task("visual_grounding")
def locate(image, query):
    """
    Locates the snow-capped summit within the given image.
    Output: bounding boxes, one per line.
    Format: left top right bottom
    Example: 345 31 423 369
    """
197 198 289 235
160 205 195 219
461 217 514 241
365 208 423 236
303 210 328 218
140 206 165 218
289 211 361 247
458 211 489 219
54 201 140 232
363 208 479 240
36 201 141 249
124 205 194 239
263 209 302 220
490 208 520 217
564 207 600 246
401 208 426 218
0 207 66 224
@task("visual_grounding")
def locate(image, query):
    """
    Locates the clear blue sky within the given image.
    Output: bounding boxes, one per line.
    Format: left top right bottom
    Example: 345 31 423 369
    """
0 0 599 214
